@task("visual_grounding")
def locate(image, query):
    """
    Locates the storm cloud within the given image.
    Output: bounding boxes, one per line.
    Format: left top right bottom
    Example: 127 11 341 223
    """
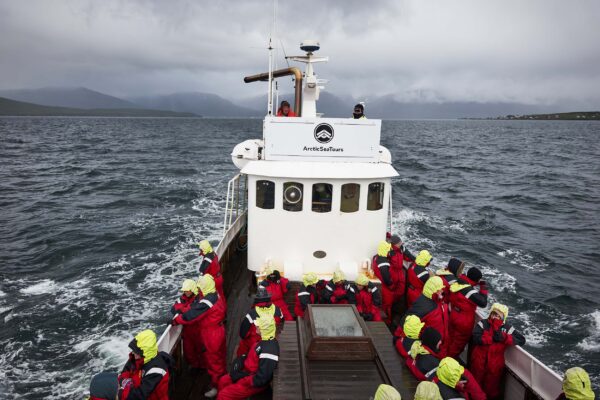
1 0 599 107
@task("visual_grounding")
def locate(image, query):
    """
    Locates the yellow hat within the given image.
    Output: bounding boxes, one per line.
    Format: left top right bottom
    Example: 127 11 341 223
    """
263 266 274 276
197 274 216 295
415 250 433 267
198 240 212 254
563 367 595 400
414 381 442 400
437 357 465 389
180 279 199 295
409 340 431 359
377 241 392 257
355 273 370 286
422 276 443 299
374 384 401 400
490 303 509 322
255 315 276 340
130 329 158 364
302 272 319 287
403 315 425 340
332 269 345 283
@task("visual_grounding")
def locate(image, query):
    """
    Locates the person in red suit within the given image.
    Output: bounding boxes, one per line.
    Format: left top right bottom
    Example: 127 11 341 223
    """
217 315 280 400
276 100 297 117
469 303 526 399
198 240 225 301
237 287 284 357
170 279 204 368
294 272 319 318
117 330 172 400
322 269 356 304
172 275 226 398
354 273 383 322
405 276 449 358
446 267 488 358
259 267 293 321
406 250 432 308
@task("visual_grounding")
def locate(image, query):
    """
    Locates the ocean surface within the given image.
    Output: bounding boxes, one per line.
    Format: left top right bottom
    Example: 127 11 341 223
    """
0 117 598 398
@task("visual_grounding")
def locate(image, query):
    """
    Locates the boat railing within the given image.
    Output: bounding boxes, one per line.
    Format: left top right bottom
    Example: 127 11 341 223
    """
223 173 247 236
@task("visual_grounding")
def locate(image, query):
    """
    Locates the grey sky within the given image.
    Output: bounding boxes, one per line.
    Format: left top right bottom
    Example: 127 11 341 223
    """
1 0 599 106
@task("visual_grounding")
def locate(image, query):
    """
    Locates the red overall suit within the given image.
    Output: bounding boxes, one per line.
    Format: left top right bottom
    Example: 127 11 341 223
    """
171 293 204 368
294 284 317 318
355 283 383 321
447 277 488 358
237 302 283 357
372 253 404 324
199 251 225 301
322 280 355 304
406 293 449 359
217 339 280 400
406 263 430 308
260 276 292 321
173 292 227 388
470 318 526 399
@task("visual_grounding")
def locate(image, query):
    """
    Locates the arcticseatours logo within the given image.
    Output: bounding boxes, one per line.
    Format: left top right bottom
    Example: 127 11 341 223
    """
314 123 334 144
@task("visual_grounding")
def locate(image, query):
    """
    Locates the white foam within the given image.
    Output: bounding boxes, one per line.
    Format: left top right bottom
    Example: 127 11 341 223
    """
496 248 548 272
20 279 58 295
0 290 6 297
577 310 600 351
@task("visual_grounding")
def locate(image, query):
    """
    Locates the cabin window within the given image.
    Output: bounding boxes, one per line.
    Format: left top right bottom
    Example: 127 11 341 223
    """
283 182 303 212
367 182 385 211
256 180 275 209
312 183 333 213
340 183 360 213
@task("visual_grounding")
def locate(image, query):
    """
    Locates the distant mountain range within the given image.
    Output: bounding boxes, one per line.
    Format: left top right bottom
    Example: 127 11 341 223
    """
0 86 586 119
0 96 195 117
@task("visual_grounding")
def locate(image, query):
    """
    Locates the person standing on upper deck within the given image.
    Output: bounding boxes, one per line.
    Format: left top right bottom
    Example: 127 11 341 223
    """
469 303 526 400
276 100 297 117
198 240 225 301
170 278 204 369
352 103 366 119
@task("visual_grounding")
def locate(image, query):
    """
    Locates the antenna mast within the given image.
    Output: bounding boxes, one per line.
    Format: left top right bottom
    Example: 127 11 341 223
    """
266 0 278 116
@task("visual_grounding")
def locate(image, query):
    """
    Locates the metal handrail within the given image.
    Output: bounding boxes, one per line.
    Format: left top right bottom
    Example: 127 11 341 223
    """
223 174 247 235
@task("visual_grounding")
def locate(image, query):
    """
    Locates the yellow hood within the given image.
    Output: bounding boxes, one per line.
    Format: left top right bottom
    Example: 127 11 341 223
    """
490 303 509 322
263 266 274 276
198 240 212 254
377 241 392 257
302 272 319 287
374 384 401 400
355 273 370 286
415 250 432 267
409 340 431 359
563 367 595 400
332 269 345 283
423 276 443 299
256 315 276 340
450 282 471 293
131 330 158 364
437 357 464 388
256 303 276 319
197 274 216 296
403 315 425 339
180 279 199 295
414 381 442 400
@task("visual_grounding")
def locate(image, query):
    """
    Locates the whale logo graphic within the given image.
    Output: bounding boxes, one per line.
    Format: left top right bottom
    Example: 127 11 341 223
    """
314 123 334 144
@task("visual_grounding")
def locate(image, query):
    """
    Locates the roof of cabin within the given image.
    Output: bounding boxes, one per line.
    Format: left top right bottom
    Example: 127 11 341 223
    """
241 160 399 179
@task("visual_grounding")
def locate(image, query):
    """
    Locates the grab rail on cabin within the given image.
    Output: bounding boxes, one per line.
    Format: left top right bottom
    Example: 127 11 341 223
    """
223 173 247 236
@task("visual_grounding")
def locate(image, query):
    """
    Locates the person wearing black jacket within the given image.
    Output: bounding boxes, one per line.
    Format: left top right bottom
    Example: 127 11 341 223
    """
218 316 280 399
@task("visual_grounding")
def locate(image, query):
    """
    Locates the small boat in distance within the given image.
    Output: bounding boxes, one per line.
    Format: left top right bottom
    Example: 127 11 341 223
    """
155 40 564 399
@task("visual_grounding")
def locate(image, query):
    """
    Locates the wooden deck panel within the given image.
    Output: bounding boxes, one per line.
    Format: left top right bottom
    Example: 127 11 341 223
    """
272 321 304 400
366 322 419 399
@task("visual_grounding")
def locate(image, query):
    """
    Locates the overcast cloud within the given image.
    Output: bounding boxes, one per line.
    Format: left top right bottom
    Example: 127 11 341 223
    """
1 0 599 107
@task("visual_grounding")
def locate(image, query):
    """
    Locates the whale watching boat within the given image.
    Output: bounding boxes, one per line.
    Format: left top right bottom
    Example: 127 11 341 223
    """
153 41 564 399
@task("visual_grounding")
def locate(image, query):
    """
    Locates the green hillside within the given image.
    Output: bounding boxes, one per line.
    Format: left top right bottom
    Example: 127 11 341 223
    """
501 111 600 120
0 96 197 117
